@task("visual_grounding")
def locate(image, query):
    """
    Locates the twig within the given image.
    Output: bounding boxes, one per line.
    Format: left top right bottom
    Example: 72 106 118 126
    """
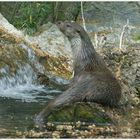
81 2 87 31
119 19 129 50
99 34 106 47
94 33 98 47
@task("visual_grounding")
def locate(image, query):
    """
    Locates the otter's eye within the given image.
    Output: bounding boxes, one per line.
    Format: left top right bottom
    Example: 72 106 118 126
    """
66 24 72 28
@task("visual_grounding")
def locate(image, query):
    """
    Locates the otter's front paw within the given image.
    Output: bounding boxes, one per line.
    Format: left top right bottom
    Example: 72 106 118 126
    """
34 114 46 130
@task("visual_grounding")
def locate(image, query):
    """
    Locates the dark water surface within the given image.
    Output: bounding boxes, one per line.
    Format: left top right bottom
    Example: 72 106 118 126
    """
0 90 61 138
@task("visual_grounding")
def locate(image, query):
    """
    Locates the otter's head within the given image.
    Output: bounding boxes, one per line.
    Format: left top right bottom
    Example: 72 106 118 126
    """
56 21 83 40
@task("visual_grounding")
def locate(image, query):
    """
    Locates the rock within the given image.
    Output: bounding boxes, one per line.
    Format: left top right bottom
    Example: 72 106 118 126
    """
0 14 72 89
96 45 140 105
27 22 73 79
0 13 24 43
52 131 60 138
77 2 140 47
46 103 113 126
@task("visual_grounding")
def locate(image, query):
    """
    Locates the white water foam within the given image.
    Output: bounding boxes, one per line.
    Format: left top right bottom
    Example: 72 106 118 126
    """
0 44 61 102
0 64 60 102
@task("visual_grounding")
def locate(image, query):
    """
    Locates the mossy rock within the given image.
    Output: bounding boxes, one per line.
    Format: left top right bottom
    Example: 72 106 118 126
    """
0 44 29 77
38 55 72 80
46 103 112 125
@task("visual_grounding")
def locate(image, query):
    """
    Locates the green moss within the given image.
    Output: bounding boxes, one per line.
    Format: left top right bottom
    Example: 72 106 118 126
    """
76 104 111 123
0 45 29 78
46 103 112 124
47 106 74 122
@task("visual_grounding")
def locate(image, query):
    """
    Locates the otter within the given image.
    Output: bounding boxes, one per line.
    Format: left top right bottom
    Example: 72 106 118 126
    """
34 21 121 129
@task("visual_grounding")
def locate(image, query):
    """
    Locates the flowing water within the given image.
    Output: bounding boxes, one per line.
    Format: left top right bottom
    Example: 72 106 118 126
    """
0 44 62 137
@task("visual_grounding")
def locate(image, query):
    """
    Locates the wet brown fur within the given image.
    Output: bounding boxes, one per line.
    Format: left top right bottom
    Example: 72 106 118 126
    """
34 21 121 129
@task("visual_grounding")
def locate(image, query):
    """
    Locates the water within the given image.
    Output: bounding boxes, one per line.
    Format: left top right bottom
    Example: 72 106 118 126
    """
0 44 61 102
0 69 60 138
0 44 62 137
0 64 61 102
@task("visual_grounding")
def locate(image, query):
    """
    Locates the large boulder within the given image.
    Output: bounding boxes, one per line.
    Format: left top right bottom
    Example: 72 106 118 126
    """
0 12 73 93
77 2 140 46
0 13 73 81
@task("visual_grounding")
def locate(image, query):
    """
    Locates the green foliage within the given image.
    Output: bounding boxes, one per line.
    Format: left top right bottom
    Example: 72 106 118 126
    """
11 2 54 34
1 2 81 35
133 33 140 41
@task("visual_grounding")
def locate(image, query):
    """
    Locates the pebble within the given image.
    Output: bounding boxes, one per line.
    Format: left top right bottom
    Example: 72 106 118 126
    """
122 132 130 137
88 124 96 129
47 122 52 126
56 125 64 131
47 122 54 127
52 131 60 138
76 121 81 127
66 130 72 134
88 125 93 129
133 97 140 105
66 125 73 130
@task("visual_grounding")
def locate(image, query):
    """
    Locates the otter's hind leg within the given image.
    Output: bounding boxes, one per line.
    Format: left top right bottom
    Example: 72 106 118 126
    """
34 88 81 130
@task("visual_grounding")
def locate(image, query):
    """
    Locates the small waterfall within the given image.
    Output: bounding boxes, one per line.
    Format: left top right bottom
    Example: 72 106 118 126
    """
0 44 61 102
